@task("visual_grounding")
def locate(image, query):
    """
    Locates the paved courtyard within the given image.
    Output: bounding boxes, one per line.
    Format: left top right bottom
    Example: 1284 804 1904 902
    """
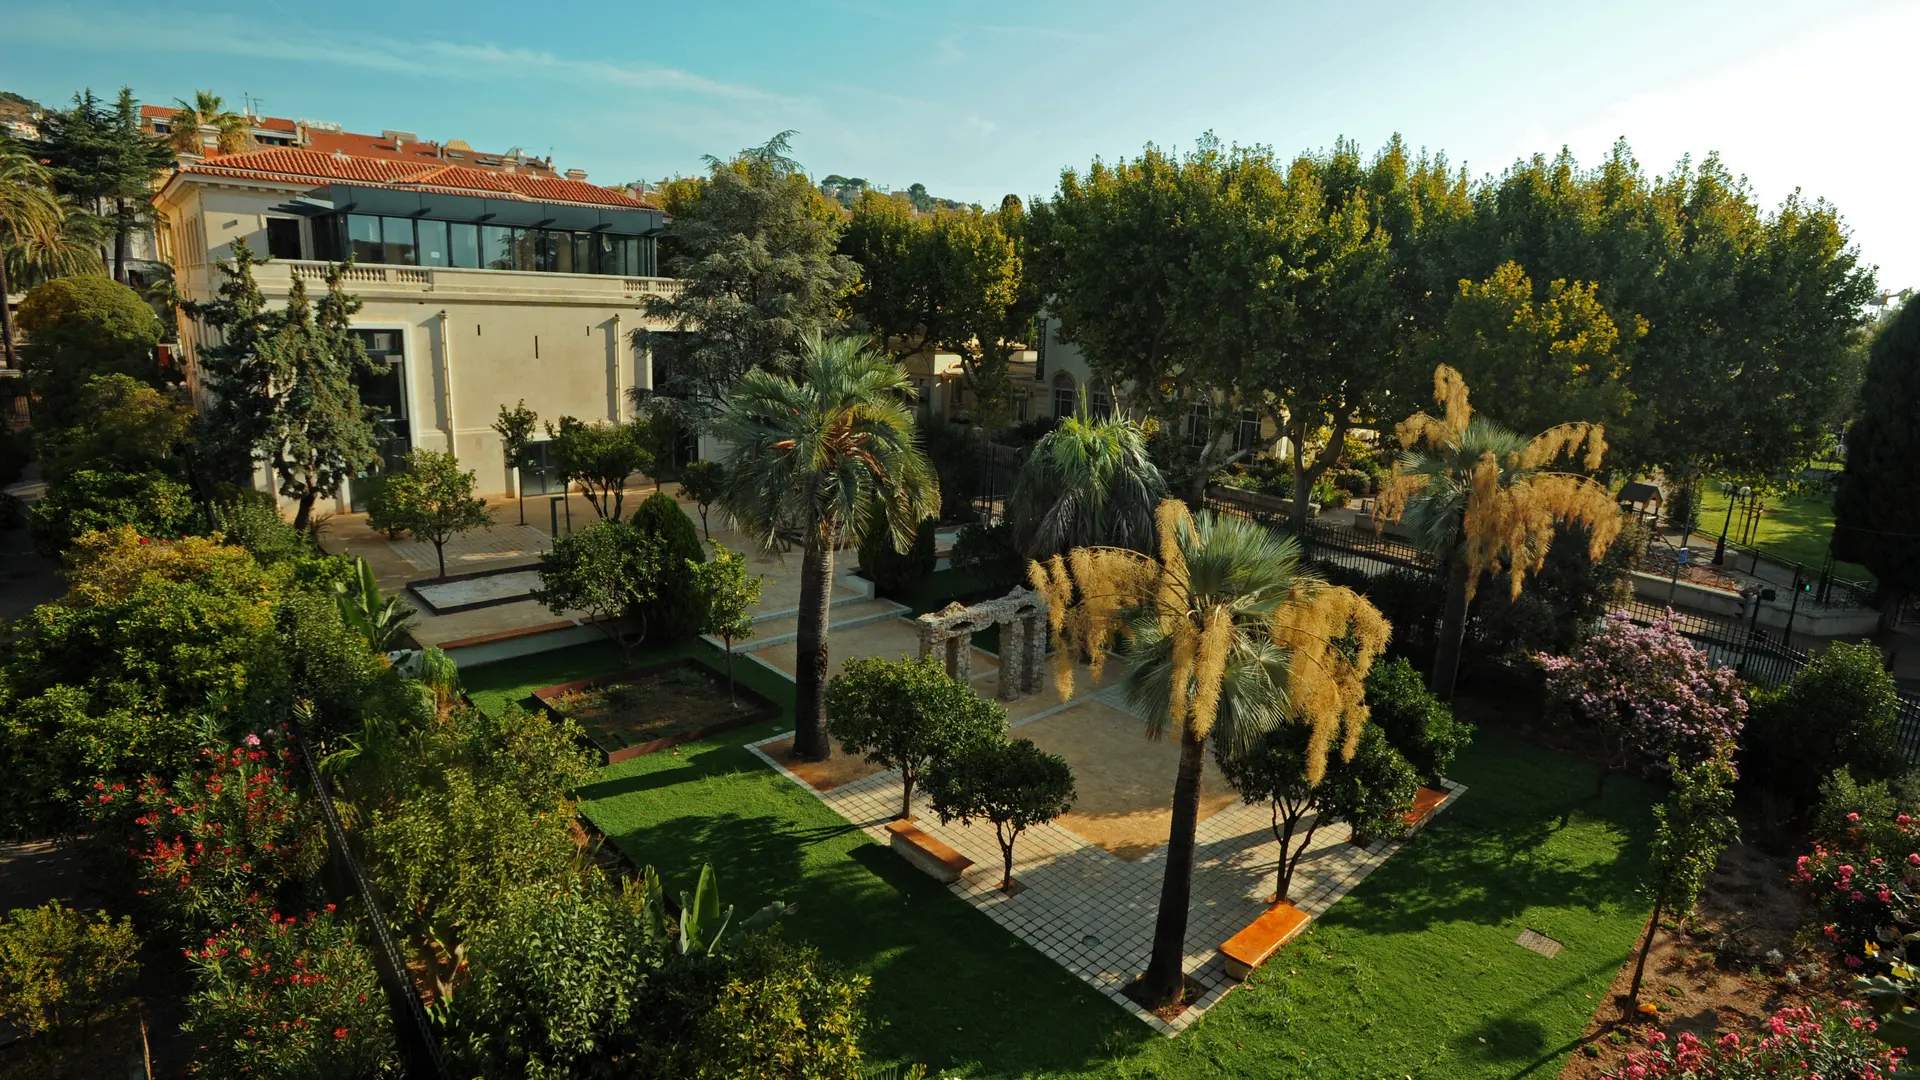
740 609 1463 1034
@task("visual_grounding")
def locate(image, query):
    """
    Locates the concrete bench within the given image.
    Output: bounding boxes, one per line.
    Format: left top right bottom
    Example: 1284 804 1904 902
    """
886 820 972 885
1220 901 1312 981
1404 786 1448 833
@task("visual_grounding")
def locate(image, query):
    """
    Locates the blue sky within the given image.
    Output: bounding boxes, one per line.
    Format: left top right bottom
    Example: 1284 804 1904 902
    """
5 0 1915 291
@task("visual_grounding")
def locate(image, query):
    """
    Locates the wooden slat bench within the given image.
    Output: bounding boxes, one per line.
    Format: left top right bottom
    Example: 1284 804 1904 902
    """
1220 901 1312 980
885 820 972 885
1403 786 1448 834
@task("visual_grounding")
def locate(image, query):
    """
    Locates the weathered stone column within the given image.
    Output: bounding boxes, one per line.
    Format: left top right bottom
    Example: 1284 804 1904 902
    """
1021 612 1047 695
999 616 1026 700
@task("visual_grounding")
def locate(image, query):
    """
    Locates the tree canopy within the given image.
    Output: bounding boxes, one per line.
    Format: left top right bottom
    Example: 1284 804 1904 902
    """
1833 298 1920 602
641 133 859 415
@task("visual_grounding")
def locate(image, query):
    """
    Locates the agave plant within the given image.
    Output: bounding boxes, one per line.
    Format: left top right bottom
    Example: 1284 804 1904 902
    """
333 556 417 653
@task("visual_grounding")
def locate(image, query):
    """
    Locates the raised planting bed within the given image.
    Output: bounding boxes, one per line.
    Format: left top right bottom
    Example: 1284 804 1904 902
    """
532 657 781 763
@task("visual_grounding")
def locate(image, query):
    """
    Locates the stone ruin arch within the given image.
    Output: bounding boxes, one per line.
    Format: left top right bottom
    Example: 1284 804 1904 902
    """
916 586 1048 701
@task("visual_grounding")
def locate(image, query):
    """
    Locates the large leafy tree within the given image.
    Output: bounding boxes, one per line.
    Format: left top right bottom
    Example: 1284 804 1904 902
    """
640 132 859 416
186 240 382 529
1377 365 1622 700
1833 298 1920 621
34 88 172 283
842 193 1038 426
712 333 938 762
1031 501 1389 1007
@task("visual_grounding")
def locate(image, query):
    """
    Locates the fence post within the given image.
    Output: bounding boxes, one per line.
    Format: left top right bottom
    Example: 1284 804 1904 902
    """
288 720 454 1080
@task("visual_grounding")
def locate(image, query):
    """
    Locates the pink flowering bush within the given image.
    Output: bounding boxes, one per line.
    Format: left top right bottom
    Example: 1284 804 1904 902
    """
108 738 321 940
1538 609 1747 775
181 908 399 1078
1601 1001 1901 1079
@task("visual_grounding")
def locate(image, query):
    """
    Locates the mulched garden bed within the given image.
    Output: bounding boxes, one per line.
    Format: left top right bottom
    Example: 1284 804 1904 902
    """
532 658 780 763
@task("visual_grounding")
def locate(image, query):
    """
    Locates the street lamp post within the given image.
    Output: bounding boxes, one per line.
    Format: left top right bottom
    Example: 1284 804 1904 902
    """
1712 483 1751 565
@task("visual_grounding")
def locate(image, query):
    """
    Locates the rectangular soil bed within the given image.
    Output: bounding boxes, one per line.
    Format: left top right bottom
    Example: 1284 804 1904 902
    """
532 658 781 763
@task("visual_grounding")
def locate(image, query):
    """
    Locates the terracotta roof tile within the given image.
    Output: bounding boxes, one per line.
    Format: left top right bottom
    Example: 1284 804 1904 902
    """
175 148 655 210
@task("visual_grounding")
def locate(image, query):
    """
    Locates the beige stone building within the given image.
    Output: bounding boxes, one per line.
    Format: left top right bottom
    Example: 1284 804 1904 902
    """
152 142 677 512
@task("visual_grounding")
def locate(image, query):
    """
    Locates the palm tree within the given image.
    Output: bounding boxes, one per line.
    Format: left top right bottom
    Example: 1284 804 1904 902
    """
0 141 94 371
1376 364 1622 700
1031 500 1389 1007
168 92 250 156
713 333 939 761
1008 400 1166 557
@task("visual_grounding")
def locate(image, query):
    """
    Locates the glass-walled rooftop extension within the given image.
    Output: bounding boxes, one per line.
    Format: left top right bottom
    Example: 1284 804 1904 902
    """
281 183 666 278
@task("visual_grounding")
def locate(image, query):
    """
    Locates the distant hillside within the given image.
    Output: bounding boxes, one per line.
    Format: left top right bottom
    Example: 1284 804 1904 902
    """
819 175 977 213
0 90 42 124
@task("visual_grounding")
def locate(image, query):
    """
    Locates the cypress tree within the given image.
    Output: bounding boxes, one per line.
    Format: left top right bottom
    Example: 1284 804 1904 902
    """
1833 300 1920 624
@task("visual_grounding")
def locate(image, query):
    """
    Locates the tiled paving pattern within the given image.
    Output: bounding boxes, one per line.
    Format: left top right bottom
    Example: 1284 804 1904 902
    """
410 569 542 610
386 523 555 575
749 671 1464 1035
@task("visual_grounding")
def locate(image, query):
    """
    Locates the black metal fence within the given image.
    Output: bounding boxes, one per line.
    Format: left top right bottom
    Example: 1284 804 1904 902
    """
1613 598 1920 760
289 723 452 1080
1201 491 1436 572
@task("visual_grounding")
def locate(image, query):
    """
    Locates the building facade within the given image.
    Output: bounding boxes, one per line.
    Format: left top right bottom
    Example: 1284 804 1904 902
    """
153 146 678 513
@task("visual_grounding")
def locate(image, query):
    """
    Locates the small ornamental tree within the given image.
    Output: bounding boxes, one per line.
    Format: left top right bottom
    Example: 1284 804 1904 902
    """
181 908 400 1079
1363 656 1475 784
117 739 322 940
535 519 664 662
677 458 726 540
382 449 492 578
689 543 764 704
0 902 141 1037
827 655 1009 820
492 400 539 525
1318 723 1421 847
546 416 651 521
1628 750 1738 1007
925 738 1075 892
1213 723 1324 903
1538 609 1747 793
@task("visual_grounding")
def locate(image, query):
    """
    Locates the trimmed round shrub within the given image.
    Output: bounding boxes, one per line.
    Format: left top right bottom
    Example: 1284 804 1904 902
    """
629 489 707 641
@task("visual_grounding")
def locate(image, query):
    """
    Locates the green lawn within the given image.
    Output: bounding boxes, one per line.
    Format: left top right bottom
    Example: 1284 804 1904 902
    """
463 640 1657 1079
1696 483 1871 582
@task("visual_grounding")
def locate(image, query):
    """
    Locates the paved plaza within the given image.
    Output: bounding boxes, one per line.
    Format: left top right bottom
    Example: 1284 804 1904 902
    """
738 611 1462 1034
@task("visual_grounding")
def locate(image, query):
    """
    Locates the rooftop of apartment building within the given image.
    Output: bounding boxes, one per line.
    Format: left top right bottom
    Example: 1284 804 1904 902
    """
138 104 568 180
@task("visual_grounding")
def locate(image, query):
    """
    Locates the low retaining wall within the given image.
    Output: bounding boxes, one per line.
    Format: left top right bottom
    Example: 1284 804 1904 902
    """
1627 571 1880 639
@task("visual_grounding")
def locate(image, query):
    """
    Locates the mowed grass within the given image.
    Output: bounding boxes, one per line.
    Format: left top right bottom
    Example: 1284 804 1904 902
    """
1696 482 1870 582
463 640 1657 1080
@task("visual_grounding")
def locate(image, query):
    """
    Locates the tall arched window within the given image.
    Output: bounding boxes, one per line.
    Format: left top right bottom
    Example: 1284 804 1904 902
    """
1051 372 1076 419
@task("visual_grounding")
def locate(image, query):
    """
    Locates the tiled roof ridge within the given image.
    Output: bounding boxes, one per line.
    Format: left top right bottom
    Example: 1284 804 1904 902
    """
178 147 656 210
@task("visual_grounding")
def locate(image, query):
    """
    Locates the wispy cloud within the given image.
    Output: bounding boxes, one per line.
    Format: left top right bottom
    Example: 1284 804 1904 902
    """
7 9 795 105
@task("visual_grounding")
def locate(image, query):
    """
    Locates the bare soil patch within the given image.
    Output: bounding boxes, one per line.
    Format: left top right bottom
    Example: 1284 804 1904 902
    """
761 735 888 792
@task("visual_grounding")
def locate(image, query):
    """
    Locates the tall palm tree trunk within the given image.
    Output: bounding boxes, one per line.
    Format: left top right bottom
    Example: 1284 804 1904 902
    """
0 255 15 371
1431 549 1472 701
793 534 837 761
1142 729 1208 1005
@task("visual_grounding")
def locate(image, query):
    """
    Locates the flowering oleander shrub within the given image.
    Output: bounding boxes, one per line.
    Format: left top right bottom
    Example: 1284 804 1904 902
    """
114 737 321 939
182 908 399 1078
1601 1001 1902 1079
1538 609 1747 775
1796 839 1920 969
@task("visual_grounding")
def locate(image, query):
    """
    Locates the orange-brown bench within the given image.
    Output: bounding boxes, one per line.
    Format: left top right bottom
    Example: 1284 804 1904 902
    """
886 820 972 885
1403 786 1448 834
1220 901 1312 980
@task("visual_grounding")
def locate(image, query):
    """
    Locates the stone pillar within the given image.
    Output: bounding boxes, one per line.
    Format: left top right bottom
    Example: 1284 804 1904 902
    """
1021 612 1047 695
945 631 972 683
999 617 1025 701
